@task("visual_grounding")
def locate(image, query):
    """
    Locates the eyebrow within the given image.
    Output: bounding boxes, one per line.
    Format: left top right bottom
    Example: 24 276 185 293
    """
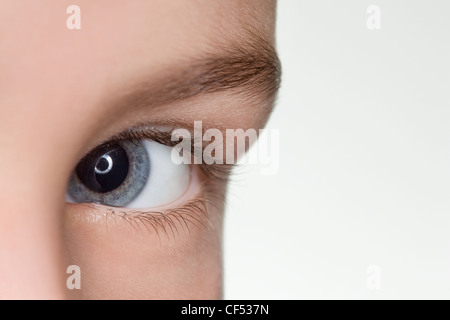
110 33 281 117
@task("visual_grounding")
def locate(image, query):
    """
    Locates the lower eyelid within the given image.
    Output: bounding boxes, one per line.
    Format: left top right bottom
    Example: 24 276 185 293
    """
64 165 210 235
114 197 210 237
64 197 210 244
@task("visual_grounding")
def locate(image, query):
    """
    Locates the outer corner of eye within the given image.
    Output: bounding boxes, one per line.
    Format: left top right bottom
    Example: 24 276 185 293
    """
65 138 191 209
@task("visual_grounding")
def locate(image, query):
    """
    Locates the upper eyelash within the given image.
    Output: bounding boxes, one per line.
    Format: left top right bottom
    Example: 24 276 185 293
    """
112 126 234 183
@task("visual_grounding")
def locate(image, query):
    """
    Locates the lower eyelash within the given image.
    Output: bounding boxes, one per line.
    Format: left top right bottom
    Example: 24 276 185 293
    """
117 197 211 239
80 180 225 239
118 175 228 238
71 127 233 236
67 161 230 238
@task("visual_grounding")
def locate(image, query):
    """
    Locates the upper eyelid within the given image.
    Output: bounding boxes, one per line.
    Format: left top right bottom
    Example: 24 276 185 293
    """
112 127 179 147
72 123 233 184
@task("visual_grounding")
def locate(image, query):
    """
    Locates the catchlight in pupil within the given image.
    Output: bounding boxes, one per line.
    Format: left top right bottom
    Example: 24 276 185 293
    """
93 148 129 192
95 155 112 174
75 144 129 193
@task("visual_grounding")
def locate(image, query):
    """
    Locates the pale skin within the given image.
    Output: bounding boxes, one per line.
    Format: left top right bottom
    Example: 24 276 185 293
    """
0 0 279 299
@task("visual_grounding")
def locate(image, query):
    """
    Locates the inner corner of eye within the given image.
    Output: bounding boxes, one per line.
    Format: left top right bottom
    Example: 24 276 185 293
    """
65 137 191 210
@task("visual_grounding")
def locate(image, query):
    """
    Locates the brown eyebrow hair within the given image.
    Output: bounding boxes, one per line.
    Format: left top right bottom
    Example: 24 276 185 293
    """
110 31 281 116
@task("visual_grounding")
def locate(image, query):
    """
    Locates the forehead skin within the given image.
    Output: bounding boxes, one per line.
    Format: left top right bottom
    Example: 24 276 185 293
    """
0 0 277 298
0 0 277 176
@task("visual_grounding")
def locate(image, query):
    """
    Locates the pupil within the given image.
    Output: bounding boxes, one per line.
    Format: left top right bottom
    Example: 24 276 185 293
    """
76 143 129 193
95 156 112 173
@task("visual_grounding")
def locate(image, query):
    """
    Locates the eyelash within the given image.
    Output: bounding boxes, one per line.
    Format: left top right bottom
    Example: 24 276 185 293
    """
103 195 211 238
75 126 233 235
112 126 233 183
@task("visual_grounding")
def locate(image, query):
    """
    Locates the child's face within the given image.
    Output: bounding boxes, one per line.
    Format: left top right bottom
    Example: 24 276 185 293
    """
0 0 279 299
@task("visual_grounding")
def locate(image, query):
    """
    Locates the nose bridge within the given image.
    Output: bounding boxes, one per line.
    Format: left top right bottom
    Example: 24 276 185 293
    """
0 132 67 299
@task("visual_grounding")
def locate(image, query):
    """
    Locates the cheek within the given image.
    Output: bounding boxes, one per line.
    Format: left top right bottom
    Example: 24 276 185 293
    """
63 203 223 299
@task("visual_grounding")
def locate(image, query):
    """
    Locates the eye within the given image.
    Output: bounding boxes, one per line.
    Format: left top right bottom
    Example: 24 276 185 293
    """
66 139 190 208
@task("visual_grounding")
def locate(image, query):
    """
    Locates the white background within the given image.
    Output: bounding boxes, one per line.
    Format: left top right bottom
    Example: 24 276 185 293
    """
224 0 450 299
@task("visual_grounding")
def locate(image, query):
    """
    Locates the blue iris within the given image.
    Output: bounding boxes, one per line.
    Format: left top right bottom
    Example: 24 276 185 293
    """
67 140 150 207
